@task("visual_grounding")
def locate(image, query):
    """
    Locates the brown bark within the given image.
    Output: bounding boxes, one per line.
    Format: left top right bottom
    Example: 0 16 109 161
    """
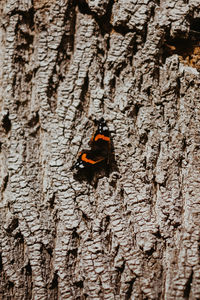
0 0 200 299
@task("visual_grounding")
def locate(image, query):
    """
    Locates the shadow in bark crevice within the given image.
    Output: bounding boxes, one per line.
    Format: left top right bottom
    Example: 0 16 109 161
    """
125 278 136 300
184 270 193 299
76 0 114 34
2 112 11 134
162 18 200 70
49 272 58 290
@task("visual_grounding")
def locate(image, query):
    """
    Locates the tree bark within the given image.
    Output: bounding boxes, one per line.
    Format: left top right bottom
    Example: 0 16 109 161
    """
0 0 200 299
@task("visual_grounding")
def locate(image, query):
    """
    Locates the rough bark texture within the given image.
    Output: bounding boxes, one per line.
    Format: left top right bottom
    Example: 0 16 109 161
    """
0 0 200 299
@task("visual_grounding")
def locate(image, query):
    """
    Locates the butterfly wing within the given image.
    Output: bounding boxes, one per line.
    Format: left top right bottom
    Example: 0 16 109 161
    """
72 150 106 171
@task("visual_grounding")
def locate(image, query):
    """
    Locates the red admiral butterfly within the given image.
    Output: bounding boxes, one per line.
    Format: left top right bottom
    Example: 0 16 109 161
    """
72 118 111 172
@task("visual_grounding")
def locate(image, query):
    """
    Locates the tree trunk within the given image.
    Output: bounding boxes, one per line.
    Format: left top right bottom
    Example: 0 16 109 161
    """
0 0 200 299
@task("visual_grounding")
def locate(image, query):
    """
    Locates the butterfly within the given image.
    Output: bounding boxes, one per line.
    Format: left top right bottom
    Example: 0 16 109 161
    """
72 118 111 172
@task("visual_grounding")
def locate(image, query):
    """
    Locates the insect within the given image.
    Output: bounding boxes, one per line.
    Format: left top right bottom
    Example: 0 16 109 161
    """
72 118 111 173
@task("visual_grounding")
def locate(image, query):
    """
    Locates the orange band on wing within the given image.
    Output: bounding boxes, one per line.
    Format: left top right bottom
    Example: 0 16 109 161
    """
94 134 110 142
81 153 105 164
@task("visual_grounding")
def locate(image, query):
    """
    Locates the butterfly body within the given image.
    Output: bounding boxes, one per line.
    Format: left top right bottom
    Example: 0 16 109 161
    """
72 118 111 172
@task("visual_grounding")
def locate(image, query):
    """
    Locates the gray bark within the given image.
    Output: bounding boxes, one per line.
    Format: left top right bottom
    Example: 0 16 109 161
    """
0 0 200 299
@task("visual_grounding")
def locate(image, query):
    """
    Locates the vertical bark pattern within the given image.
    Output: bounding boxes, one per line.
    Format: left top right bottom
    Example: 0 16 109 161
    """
0 0 200 299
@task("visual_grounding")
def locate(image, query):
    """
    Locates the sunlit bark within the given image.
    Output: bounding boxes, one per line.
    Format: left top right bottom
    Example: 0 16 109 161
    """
0 0 200 299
